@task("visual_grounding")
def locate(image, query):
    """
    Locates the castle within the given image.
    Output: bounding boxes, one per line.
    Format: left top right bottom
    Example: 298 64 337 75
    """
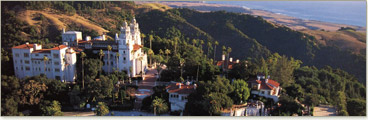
12 18 148 82
63 18 148 78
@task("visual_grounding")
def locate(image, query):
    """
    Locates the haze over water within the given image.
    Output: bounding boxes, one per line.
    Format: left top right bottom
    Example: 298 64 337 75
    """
207 1 366 27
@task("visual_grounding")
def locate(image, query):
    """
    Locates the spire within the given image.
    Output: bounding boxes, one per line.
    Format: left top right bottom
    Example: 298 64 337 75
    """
131 17 136 24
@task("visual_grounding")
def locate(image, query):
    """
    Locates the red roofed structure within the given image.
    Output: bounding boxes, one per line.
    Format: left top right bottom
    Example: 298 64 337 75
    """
248 74 281 102
166 82 196 112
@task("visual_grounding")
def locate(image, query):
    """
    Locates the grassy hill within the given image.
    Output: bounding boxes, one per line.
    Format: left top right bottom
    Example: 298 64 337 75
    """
300 29 366 55
1 1 365 84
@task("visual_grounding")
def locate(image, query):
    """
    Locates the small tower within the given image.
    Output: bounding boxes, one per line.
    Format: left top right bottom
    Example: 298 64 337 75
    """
62 28 65 33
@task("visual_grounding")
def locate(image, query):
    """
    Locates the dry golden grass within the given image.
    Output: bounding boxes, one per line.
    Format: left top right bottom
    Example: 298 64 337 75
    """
300 29 366 54
17 9 108 35
138 3 171 11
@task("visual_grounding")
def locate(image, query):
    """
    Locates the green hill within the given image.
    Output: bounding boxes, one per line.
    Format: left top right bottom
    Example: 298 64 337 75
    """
1 1 365 84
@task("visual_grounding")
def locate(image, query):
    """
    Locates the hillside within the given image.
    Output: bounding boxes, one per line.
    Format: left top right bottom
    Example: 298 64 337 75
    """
1 1 365 84
300 29 366 55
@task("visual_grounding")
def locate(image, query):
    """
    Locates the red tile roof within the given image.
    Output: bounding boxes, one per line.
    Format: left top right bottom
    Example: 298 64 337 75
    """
166 83 195 94
267 79 280 87
133 44 141 51
248 79 280 90
216 60 235 69
12 44 35 49
51 45 68 50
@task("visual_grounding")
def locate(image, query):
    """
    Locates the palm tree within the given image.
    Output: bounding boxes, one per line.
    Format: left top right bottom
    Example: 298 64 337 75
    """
179 58 185 79
43 56 49 75
207 41 212 57
226 47 232 78
115 52 120 72
148 49 154 67
192 39 197 47
149 35 153 51
213 41 218 63
164 49 171 60
200 40 204 53
81 52 87 89
151 97 168 116
159 49 164 55
99 49 105 77
107 45 112 74
174 37 179 54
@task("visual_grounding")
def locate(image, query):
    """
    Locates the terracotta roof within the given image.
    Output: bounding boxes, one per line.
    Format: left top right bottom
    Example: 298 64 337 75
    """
248 79 280 90
133 44 141 51
51 45 68 50
32 49 51 53
216 60 236 69
266 79 280 87
12 44 35 49
166 83 195 94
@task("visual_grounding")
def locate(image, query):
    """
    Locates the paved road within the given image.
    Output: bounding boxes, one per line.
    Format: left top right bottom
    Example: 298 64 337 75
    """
133 67 158 110
313 105 337 116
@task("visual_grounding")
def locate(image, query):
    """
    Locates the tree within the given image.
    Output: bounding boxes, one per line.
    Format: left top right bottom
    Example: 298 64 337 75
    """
347 98 366 116
41 100 63 116
43 56 49 75
148 49 154 67
164 49 171 60
95 102 109 116
285 84 303 99
151 97 168 116
207 41 212 56
81 52 87 89
226 47 232 78
231 79 250 104
99 49 105 77
107 45 112 74
84 59 102 80
213 41 218 63
19 80 48 105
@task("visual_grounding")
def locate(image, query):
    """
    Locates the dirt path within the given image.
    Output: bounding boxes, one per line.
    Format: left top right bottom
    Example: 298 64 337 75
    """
133 67 158 110
313 105 337 116
63 111 95 116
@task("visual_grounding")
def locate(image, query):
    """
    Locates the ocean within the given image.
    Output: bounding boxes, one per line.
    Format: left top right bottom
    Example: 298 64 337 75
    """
207 1 366 27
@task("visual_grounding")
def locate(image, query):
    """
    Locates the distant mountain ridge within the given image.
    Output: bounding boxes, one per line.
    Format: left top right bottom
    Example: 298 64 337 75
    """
1 1 365 84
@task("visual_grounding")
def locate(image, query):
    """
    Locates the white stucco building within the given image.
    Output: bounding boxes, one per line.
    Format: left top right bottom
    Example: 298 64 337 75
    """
12 43 77 82
166 82 196 113
63 18 147 77
248 74 281 102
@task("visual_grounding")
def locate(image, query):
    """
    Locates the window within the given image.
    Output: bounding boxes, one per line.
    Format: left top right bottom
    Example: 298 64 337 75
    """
35 54 39 56
261 91 265 94
55 76 61 80
15 53 19 57
24 53 29 58
15 67 18 70
20 60 23 63
123 57 126 60
25 60 30 64
25 67 30 71
55 68 60 72
123 51 126 54
21 67 23 71
54 61 59 65
14 60 17 64
53 54 59 58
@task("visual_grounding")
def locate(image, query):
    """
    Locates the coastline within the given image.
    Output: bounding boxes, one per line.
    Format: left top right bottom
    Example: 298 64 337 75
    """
137 1 366 32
